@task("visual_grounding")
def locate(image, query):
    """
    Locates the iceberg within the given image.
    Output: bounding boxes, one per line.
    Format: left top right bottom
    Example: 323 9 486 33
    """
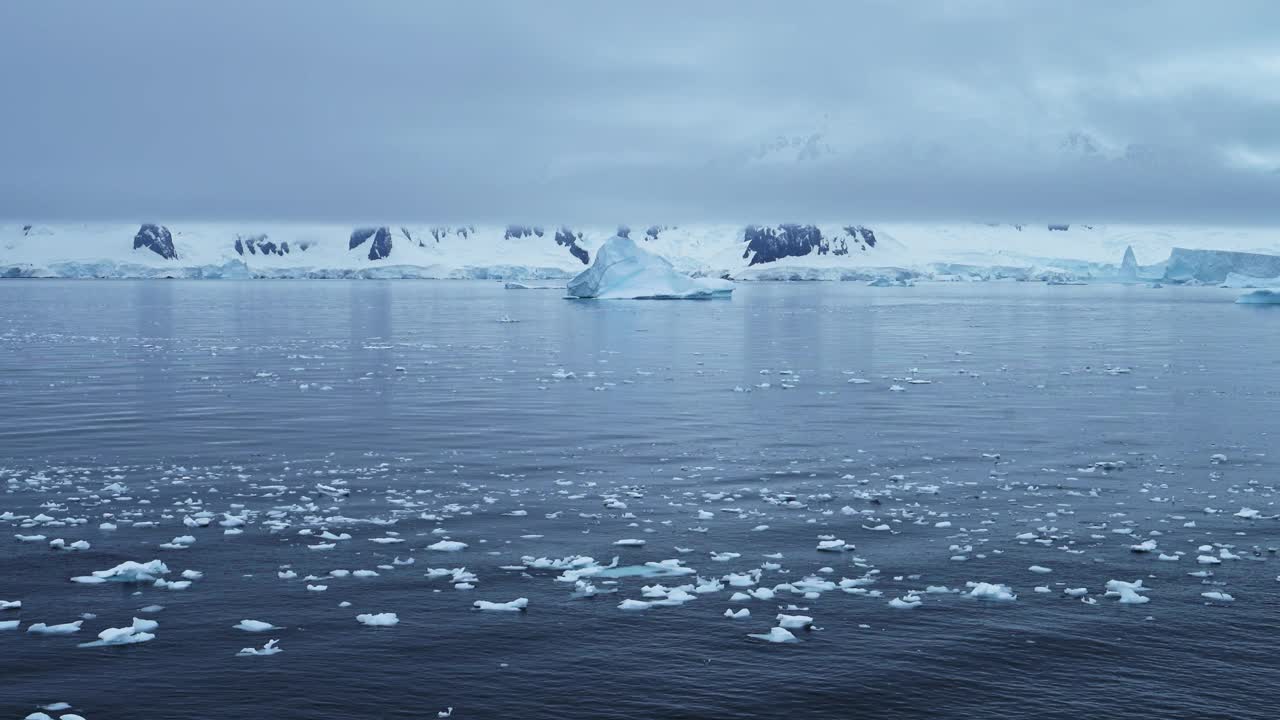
1236 289 1280 304
566 236 733 299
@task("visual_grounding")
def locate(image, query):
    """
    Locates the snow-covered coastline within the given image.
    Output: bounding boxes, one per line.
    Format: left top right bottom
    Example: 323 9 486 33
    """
4 221 1280 284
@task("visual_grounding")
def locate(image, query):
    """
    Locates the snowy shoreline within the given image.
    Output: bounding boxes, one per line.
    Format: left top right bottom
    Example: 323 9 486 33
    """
5 221 1280 285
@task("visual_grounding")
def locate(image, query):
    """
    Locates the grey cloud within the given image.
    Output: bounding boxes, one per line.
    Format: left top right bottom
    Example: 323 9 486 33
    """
1 0 1278 224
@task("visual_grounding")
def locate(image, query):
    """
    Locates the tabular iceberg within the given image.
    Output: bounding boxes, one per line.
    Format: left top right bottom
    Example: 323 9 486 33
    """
1236 289 1280 304
566 236 733 299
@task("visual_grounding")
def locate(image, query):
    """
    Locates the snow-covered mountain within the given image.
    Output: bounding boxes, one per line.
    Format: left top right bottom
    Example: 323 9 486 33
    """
4 221 1280 283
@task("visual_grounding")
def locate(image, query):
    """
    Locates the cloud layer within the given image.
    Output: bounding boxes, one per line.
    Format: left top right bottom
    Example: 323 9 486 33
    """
3 0 1278 223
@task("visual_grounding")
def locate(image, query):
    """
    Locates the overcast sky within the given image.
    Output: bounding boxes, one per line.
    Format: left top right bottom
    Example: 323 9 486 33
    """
2 0 1278 224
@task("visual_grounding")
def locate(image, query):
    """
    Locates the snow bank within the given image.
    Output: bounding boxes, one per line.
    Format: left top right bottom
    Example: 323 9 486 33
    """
566 236 734 299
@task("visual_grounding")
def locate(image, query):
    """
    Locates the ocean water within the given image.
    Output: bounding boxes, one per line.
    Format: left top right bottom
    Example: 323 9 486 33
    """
1 280 1277 719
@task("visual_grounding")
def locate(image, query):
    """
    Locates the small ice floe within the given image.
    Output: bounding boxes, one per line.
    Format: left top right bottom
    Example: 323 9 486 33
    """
237 639 283 656
1201 591 1234 603
71 560 169 584
428 540 468 552
0 620 19 631
612 538 646 547
27 620 83 635
315 483 350 498
233 619 279 632
1197 555 1222 565
1234 508 1261 519
1210 453 1228 464
1028 565 1052 574
370 537 404 544
473 598 529 612
49 538 91 551
966 582 1017 601
1 600 21 610
618 599 652 611
1104 579 1150 604
847 378 871 384
889 593 923 609
307 584 328 592
356 613 399 627
15 534 47 542
551 369 576 380
724 608 750 619
776 614 813 630
889 384 905 392
1130 539 1158 553
159 535 196 550
1063 588 1088 597
78 617 158 647
747 626 798 643
438 709 454 718
815 538 851 552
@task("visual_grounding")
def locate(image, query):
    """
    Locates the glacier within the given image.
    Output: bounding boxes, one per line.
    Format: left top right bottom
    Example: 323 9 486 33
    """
566 236 734 299
5 221 1280 284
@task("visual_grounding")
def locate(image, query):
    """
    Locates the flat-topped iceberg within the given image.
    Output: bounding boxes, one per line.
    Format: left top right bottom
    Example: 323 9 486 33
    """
1236 289 1280 304
567 236 733 299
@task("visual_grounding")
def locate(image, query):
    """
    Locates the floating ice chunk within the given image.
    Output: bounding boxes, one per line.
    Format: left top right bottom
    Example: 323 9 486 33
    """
1063 588 1089 597
776 614 813 630
1104 579 1150 604
72 559 170 585
612 538 646 547
78 617 158 647
49 539 91 551
233 619 279 632
1 600 20 610
1197 555 1222 565
15 534 47 542
747 626 798 643
27 620 83 635
816 539 851 552
1130 539 1158 553
428 540 468 552
1234 508 1260 519
617 599 652 611
356 613 399 627
889 594 923 609
567 236 734 300
473 598 529 612
0 620 20 630
724 608 750 619
966 582 1017 601
1028 565 1052 574
1201 591 1234 602
159 535 196 550
238 638 283 656
1235 289 1280 304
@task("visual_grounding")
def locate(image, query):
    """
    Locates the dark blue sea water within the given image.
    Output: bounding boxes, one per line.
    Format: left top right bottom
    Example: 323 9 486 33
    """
1 280 1278 720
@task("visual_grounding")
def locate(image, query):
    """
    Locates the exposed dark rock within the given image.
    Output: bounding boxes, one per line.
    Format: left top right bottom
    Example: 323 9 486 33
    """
235 234 287 256
849 225 876 248
133 224 177 260
400 227 414 244
350 227 393 260
350 228 378 250
555 227 590 265
645 225 663 240
1048 224 1070 231
616 225 631 238
504 225 544 240
22 225 32 235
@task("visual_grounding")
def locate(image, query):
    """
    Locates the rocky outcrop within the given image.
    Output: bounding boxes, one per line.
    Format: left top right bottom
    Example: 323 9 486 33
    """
504 225 544 239
555 227 590 265
743 225 877 266
235 234 291 257
349 227 393 261
133 224 177 260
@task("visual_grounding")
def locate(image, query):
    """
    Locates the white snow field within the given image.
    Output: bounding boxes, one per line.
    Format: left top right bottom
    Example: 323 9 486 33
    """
6 221 1280 284
566 236 734 299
